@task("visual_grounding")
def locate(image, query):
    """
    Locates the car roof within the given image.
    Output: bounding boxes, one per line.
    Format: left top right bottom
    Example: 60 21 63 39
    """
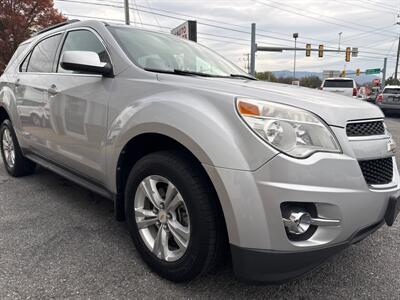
20 19 191 47
384 85 400 89
324 77 354 81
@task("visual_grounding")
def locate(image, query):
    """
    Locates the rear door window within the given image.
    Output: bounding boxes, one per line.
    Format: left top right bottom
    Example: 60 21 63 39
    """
323 80 354 88
27 34 62 73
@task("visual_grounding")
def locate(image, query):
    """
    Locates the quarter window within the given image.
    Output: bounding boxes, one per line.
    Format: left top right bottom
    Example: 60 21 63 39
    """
20 51 32 72
27 34 62 73
58 30 110 73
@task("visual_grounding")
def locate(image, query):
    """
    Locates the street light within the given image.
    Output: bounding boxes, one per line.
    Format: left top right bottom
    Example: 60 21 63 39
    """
293 33 298 79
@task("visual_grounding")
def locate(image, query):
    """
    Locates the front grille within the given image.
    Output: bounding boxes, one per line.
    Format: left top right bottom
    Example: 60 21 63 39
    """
346 121 385 137
359 157 393 185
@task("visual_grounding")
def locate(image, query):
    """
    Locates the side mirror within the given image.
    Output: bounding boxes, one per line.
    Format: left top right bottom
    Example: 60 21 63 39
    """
60 51 113 77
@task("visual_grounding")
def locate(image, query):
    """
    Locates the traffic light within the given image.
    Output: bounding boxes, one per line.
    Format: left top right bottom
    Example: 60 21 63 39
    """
345 47 351 62
306 44 311 57
356 68 360 76
341 70 346 77
318 45 324 58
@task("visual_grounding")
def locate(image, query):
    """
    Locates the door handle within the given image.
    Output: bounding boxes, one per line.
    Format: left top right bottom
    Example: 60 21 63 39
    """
47 84 58 96
15 79 20 87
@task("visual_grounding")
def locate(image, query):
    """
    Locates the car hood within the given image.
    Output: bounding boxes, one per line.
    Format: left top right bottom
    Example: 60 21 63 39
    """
159 75 383 128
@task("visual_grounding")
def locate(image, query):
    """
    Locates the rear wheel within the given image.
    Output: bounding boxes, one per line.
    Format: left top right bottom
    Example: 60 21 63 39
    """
0 119 36 177
125 151 225 282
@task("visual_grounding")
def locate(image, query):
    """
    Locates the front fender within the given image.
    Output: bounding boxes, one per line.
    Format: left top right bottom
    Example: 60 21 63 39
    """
105 89 278 193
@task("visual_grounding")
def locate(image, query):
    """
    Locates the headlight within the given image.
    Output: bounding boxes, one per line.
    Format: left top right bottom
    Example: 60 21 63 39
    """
236 98 341 158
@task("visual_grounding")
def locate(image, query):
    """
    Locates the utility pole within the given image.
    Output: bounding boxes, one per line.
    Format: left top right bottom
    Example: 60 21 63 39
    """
338 32 342 53
250 23 256 76
124 0 130 25
293 33 298 78
396 36 400 80
382 57 387 89
395 14 400 80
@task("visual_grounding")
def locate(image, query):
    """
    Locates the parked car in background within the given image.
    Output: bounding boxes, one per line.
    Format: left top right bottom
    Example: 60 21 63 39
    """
1 20 399 284
357 86 374 103
376 85 400 113
320 78 357 97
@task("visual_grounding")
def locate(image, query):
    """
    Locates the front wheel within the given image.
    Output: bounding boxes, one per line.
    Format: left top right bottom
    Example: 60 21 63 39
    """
125 151 225 282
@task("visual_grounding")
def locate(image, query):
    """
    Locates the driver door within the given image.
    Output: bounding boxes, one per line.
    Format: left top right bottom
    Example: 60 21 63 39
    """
44 29 113 185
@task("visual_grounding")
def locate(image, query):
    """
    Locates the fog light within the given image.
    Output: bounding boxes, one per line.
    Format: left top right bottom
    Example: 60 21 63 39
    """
283 211 312 235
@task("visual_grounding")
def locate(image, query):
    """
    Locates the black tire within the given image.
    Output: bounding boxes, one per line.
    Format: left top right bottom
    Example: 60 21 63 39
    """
0 119 36 177
125 150 226 282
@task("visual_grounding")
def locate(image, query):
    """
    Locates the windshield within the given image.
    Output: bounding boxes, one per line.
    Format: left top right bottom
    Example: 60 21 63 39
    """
323 79 354 88
108 26 250 78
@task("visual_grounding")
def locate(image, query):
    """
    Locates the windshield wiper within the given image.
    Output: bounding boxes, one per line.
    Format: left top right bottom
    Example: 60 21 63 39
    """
144 68 219 77
230 74 256 80
144 68 257 80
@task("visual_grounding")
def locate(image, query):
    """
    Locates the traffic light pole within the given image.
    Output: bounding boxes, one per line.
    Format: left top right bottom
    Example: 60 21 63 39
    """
124 0 130 25
256 46 352 54
249 24 358 75
250 23 256 76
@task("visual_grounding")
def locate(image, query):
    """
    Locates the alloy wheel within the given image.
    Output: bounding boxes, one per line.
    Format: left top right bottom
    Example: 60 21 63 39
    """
2 128 15 168
134 175 190 262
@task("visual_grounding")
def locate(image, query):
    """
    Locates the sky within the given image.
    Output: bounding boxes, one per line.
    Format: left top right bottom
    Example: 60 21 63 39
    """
54 0 400 77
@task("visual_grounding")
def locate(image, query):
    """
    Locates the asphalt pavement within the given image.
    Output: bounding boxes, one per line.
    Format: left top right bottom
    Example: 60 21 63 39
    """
1 118 400 299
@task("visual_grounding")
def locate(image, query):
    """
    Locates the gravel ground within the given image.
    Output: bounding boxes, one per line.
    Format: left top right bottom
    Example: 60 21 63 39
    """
0 118 400 299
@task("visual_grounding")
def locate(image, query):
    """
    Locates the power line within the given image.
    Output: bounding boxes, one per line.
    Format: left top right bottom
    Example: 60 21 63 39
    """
252 0 398 37
63 0 397 56
93 0 397 53
57 0 397 60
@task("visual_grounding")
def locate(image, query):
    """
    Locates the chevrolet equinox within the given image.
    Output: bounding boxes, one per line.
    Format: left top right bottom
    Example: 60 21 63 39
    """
0 20 399 283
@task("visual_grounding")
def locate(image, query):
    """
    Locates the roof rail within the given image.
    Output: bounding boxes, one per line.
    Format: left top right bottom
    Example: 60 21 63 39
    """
34 19 80 36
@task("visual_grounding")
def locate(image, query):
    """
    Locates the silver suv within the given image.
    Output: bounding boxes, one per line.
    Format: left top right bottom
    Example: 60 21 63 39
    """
1 20 399 283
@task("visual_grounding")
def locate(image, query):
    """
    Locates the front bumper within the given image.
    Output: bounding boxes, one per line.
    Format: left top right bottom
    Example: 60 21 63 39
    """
203 127 400 282
231 219 384 283
205 151 400 251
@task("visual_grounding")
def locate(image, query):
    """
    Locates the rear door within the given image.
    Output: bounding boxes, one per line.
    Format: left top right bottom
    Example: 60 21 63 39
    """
42 28 113 184
15 33 63 155
323 79 354 97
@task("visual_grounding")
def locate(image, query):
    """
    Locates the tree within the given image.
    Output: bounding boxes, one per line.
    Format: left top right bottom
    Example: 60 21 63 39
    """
300 76 322 89
0 0 66 73
385 77 400 86
255 71 277 82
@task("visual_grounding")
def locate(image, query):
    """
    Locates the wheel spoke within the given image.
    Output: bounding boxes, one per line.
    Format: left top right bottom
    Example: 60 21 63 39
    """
153 227 169 259
168 219 189 249
136 217 158 229
166 194 183 212
135 208 156 218
164 182 178 209
5 131 11 144
140 177 162 209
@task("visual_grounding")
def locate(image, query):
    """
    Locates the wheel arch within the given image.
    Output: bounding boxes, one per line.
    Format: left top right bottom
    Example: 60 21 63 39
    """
113 131 233 250
0 105 11 125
